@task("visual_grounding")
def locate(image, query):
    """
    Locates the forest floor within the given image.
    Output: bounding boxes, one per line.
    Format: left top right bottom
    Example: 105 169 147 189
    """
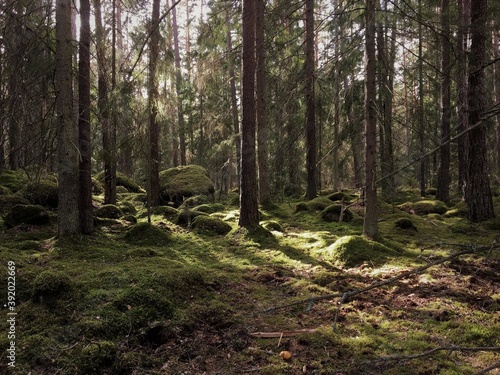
1 188 499 374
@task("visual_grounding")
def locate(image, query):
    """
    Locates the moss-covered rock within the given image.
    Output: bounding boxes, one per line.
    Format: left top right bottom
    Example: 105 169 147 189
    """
180 194 212 208
116 185 128 194
308 196 335 211
191 215 232 235
96 171 143 193
163 206 180 220
398 199 447 215
4 204 50 228
326 235 397 267
321 204 353 222
0 194 31 215
32 270 72 303
123 222 172 246
328 191 352 202
21 180 58 208
122 214 137 224
193 203 226 214
261 220 284 232
0 169 29 192
91 177 104 194
77 340 117 374
294 202 310 213
176 209 208 227
159 165 215 207
394 217 417 230
118 201 137 215
444 201 468 217
95 204 124 219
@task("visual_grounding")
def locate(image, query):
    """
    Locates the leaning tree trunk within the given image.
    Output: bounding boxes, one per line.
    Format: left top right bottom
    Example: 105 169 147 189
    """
465 0 495 222
56 0 80 236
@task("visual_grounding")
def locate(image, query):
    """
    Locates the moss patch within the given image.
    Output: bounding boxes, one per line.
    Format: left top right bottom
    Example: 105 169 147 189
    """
122 222 172 245
32 270 73 303
398 200 447 215
159 165 215 206
321 204 353 222
4 204 50 228
95 204 124 219
326 235 398 267
193 203 226 213
191 215 232 235
21 180 58 208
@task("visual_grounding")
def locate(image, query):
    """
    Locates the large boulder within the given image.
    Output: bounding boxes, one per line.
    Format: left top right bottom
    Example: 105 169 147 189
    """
159 165 215 207
4 204 50 228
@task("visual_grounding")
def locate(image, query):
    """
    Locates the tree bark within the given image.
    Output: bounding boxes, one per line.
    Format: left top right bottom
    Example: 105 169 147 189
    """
304 0 317 200
256 0 271 206
363 0 379 239
148 0 161 208
56 0 79 236
78 0 93 234
436 0 451 203
239 0 259 228
417 0 426 197
465 0 495 222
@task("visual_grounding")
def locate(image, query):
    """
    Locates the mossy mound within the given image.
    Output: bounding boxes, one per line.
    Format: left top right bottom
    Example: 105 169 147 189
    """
112 287 174 330
118 201 137 215
0 194 31 215
95 204 124 219
77 340 117 374
176 209 208 227
294 202 310 213
180 194 212 208
321 204 353 222
0 185 12 195
191 215 232 235
116 185 129 194
123 222 172 246
326 235 397 267
21 180 58 208
95 171 143 193
32 270 72 303
0 169 29 192
163 206 180 220
445 201 468 217
261 220 284 232
159 165 215 207
283 183 303 197
4 204 50 228
92 177 104 194
122 214 137 224
193 203 226 214
394 217 417 230
328 191 352 202
308 196 335 211
398 199 447 215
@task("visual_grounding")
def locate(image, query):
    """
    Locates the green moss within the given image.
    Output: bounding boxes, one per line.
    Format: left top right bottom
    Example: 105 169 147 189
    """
4 204 50 228
445 201 468 217
294 202 310 213
181 194 212 207
398 200 447 215
321 204 353 222
96 171 143 193
0 194 30 214
176 209 208 227
123 222 172 245
159 165 215 206
283 183 302 197
95 204 124 219
480 217 500 231
32 270 72 303
122 214 137 224
191 215 232 235
116 185 128 194
0 185 12 195
118 200 137 215
92 177 104 194
21 180 58 208
308 196 334 211
394 217 416 230
312 271 337 287
328 191 352 202
261 220 284 232
326 235 398 267
77 340 117 374
163 206 180 220
0 169 29 192
193 203 226 213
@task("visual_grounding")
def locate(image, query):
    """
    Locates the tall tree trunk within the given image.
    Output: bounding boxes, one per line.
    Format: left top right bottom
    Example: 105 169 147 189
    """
78 0 93 234
239 0 259 228
436 0 451 203
493 21 500 184
95 0 115 205
172 0 186 165
148 0 161 209
363 0 378 239
465 0 495 222
256 0 271 206
304 0 317 200
417 0 426 196
227 10 240 189
456 0 470 197
56 0 79 236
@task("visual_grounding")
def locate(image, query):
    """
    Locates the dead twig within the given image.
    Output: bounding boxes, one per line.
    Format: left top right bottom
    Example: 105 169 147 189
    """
248 328 317 338
375 346 500 362
476 360 500 375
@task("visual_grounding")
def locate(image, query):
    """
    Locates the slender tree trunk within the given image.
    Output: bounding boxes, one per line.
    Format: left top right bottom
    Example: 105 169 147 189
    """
465 0 495 222
56 0 79 236
363 0 378 239
227 10 240 189
417 0 426 196
172 0 186 165
493 22 500 183
456 0 470 197
305 0 317 200
148 0 161 208
256 0 271 206
436 0 451 203
239 0 259 228
78 0 93 234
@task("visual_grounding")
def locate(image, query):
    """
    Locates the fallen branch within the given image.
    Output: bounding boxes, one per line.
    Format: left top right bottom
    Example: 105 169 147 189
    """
376 345 500 362
262 243 496 314
248 328 317 338
476 360 500 375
